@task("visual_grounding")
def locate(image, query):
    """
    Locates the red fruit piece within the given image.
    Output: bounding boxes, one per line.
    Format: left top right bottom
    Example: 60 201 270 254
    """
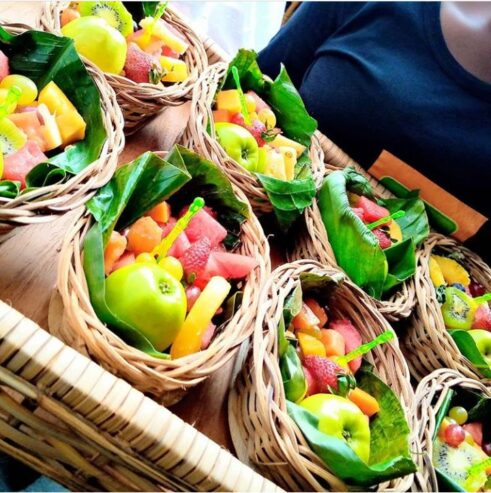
0 50 9 80
483 443 491 456
444 424 466 448
3 141 47 188
160 217 190 258
161 45 179 58
204 251 257 280
201 322 216 350
469 281 486 297
352 207 365 221
184 209 227 248
112 252 135 272
303 365 318 397
372 228 392 249
329 319 362 373
185 285 201 311
357 196 390 224
247 119 267 147
463 422 483 446
303 355 344 392
246 90 270 112
230 113 245 127
472 304 491 330
124 43 158 83
181 237 212 280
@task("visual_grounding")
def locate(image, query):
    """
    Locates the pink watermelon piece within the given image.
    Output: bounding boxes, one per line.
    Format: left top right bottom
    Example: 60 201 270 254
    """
329 319 363 373
161 45 179 58
3 141 47 189
352 207 365 220
112 252 135 273
201 322 216 350
303 365 318 397
472 304 491 330
204 251 257 280
168 231 191 258
246 90 270 112
0 50 9 81
184 209 227 248
372 228 392 249
357 196 390 224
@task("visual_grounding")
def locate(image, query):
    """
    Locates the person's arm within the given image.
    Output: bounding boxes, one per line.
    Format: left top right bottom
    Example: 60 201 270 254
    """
258 2 365 86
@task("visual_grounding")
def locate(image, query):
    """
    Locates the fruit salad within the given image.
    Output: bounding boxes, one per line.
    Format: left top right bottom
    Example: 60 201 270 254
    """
84 147 257 359
279 276 416 486
0 51 86 189
60 1 190 85
318 167 430 300
433 388 491 491
429 251 491 375
211 49 318 230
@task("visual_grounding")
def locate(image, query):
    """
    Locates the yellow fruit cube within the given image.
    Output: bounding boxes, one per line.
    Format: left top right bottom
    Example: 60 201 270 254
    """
429 255 446 288
216 90 242 115
278 146 297 181
298 332 326 357
56 110 86 146
37 103 63 151
160 56 188 83
265 149 287 180
433 255 470 287
140 17 189 54
38 81 77 116
388 220 403 243
269 134 306 157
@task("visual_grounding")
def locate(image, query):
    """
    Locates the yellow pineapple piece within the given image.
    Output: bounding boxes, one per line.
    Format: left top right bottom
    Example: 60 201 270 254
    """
140 17 189 54
38 81 77 116
160 57 188 83
269 134 306 157
216 90 242 114
433 254 470 287
429 255 446 288
265 148 287 180
278 146 297 181
388 220 403 243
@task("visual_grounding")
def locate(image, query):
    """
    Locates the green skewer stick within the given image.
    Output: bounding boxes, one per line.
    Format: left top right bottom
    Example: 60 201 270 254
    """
0 86 21 119
367 210 405 230
152 197 205 261
141 1 168 46
474 293 491 305
231 66 251 126
464 457 491 491
337 330 395 365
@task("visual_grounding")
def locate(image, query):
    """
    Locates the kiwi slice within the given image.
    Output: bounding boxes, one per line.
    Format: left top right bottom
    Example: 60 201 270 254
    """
0 119 27 155
79 1 133 37
433 438 487 492
442 287 476 330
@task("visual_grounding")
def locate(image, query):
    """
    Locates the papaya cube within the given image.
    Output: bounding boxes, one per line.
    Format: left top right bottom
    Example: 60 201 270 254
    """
56 110 86 146
160 57 188 83
216 90 242 114
213 109 230 123
147 201 170 224
298 332 326 358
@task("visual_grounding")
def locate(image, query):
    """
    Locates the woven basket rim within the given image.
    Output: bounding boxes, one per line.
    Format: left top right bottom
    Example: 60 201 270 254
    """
229 259 417 492
182 62 326 215
403 232 491 383
412 368 491 492
0 22 124 233
52 157 271 405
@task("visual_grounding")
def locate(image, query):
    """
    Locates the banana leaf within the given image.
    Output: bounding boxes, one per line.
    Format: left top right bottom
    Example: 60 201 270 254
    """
0 26 106 198
317 168 429 299
449 330 491 379
220 48 317 231
287 363 416 488
433 387 491 491
83 148 249 356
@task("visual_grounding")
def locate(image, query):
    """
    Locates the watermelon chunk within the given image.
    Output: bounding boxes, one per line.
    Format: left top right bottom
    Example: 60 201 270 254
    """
204 251 257 280
168 231 191 258
372 228 392 249
329 319 363 373
3 141 47 188
472 304 491 330
184 209 227 248
357 196 390 224
0 50 9 81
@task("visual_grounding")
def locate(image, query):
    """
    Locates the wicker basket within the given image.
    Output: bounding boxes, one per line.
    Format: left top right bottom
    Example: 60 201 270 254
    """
402 233 491 383
228 259 418 492
182 62 326 215
289 133 417 322
412 368 491 492
0 23 124 235
0 300 282 492
39 2 208 134
50 161 271 406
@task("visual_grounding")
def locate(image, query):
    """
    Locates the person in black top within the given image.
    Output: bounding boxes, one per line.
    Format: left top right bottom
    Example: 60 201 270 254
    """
259 2 490 261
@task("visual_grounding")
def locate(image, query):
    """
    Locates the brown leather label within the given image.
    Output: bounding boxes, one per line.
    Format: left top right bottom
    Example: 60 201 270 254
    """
368 150 488 242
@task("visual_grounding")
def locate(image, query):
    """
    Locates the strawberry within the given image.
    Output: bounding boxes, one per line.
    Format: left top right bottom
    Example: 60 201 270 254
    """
372 228 392 249
302 355 344 392
180 237 211 281
472 303 491 330
230 113 246 127
124 43 161 84
247 119 267 147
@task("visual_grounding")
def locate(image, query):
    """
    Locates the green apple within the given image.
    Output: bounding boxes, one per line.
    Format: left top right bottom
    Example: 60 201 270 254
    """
300 393 371 463
105 263 187 351
62 16 127 74
468 329 491 367
256 146 267 174
215 122 259 172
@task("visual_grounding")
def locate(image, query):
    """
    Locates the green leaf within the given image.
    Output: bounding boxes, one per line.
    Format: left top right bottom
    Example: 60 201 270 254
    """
382 238 416 294
222 48 265 95
449 330 491 378
25 163 67 188
281 344 307 403
0 180 20 198
0 26 106 198
287 368 416 487
283 284 303 330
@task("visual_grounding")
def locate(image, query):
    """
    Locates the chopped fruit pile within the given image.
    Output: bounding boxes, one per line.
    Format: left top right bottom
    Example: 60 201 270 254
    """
348 193 403 250
429 252 491 369
103 197 257 358
0 51 86 187
434 404 490 491
213 85 306 180
285 296 397 464
60 1 189 84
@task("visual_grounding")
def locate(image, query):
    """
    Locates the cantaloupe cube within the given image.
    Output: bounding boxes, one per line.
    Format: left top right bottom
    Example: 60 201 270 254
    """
213 109 230 123
160 56 188 83
216 90 241 114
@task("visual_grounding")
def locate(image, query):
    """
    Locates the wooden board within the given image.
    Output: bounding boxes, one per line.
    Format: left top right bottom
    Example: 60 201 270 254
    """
0 2 235 452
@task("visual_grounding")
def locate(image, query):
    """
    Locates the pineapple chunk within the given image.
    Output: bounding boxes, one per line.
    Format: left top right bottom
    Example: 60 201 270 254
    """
388 220 403 243
269 134 306 157
38 81 77 116
216 90 242 115
56 110 86 146
265 149 287 181
140 17 189 54
37 104 62 151
278 146 297 181
160 56 188 83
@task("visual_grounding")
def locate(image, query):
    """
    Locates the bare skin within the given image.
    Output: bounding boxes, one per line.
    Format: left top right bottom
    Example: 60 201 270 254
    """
440 2 491 83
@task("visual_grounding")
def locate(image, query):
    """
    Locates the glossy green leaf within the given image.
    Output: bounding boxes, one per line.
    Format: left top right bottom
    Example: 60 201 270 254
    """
281 344 307 403
0 180 20 198
449 330 491 378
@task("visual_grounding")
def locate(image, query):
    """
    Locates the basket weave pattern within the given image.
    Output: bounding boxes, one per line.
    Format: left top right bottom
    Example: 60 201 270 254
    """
412 368 491 492
403 233 491 383
0 300 282 492
39 2 209 134
52 185 271 406
0 23 124 234
289 133 417 321
229 260 417 492
182 62 325 214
